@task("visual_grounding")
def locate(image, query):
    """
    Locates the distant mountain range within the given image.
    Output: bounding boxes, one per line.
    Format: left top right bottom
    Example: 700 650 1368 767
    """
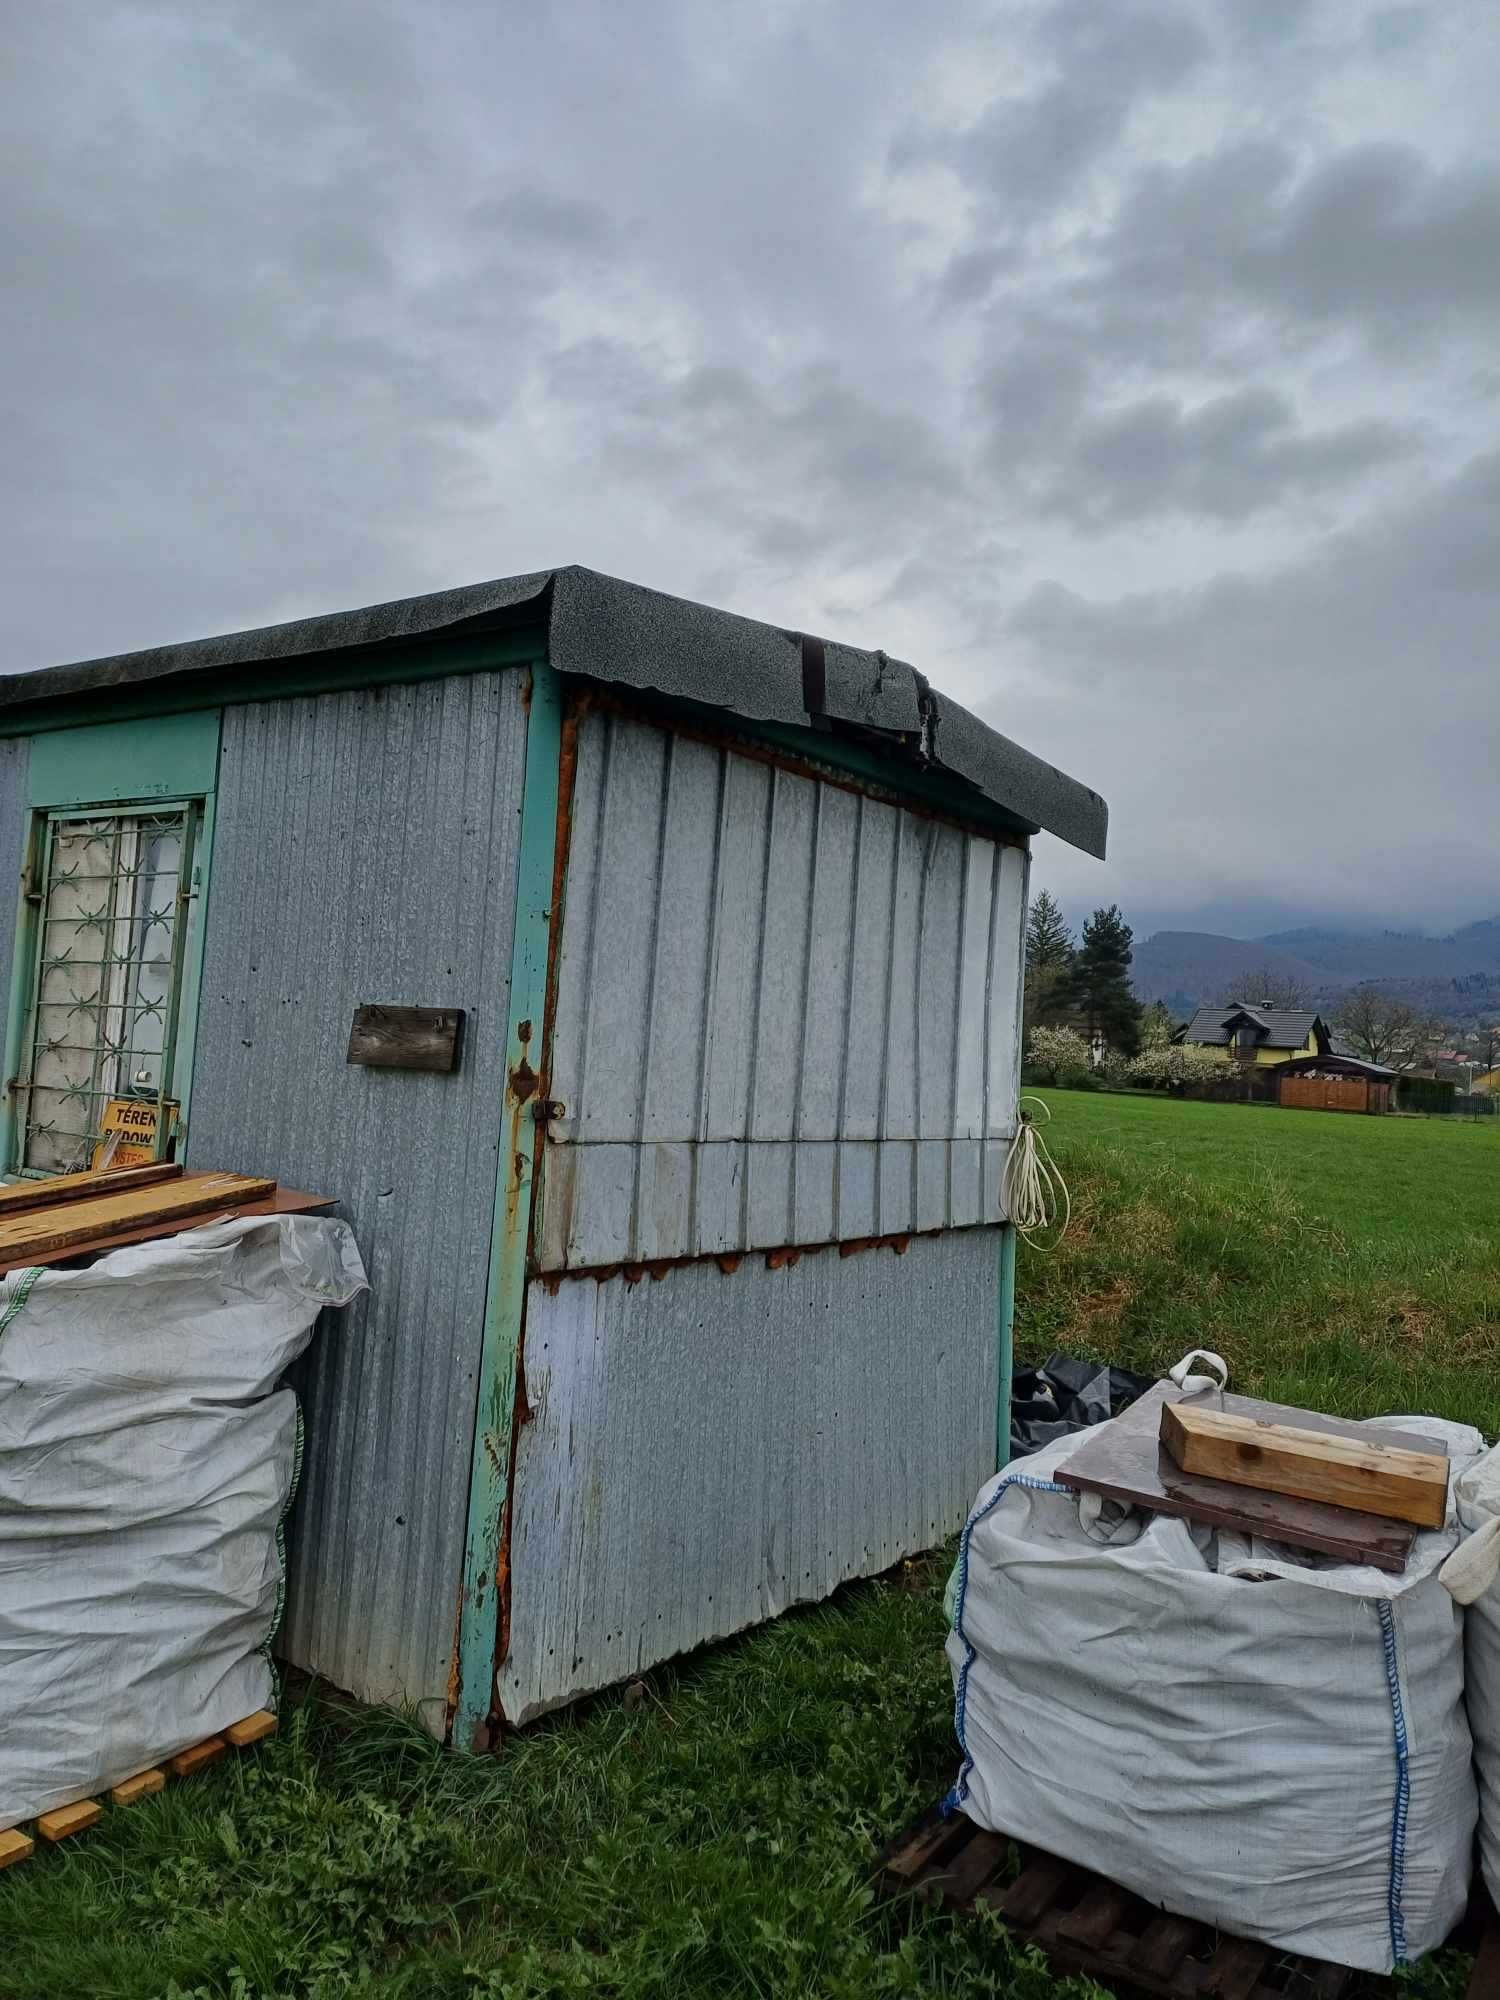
1132 920 1500 1028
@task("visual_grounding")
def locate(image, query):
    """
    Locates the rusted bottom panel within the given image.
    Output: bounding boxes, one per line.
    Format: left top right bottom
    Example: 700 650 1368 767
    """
501 1226 1000 1722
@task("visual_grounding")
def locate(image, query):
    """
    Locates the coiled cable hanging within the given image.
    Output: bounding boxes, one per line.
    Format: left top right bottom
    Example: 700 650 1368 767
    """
1001 1095 1071 1250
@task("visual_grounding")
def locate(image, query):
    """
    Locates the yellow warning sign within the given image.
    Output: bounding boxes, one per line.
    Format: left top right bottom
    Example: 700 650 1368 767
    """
92 1097 177 1170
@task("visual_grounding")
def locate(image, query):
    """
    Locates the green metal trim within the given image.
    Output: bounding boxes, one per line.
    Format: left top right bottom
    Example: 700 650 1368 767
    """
26 712 221 804
0 815 49 1173
172 789 216 1155
453 661 564 1751
996 1222 1017 1472
0 628 547 739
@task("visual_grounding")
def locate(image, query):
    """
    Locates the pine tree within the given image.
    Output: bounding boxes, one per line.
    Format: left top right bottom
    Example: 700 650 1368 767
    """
1025 889 1073 970
1023 889 1074 1035
1066 904 1143 1056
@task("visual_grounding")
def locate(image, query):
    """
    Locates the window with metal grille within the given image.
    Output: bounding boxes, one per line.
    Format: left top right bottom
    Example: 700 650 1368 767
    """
17 804 197 1173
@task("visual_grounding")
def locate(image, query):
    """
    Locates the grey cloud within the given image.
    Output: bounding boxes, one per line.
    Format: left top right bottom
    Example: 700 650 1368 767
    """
1366 6 1433 55
976 324 1411 526
902 0 1209 217
1073 139 1500 361
468 186 617 255
1003 449 1500 921
2 0 1497 942
1049 387 1413 527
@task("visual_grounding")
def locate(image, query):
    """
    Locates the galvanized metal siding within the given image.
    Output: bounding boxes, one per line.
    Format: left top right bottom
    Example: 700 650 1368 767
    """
0 738 30 1031
540 708 1028 1268
502 1226 1001 1721
186 674 528 1727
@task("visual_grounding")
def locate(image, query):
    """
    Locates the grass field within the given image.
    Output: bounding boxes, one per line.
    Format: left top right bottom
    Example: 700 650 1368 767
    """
3 1093 1495 1999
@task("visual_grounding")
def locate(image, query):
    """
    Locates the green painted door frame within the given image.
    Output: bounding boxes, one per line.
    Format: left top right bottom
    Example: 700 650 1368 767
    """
0 712 222 1173
996 1222 1017 1471
453 663 565 1752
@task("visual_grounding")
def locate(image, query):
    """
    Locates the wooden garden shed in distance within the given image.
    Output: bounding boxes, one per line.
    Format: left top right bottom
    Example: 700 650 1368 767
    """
0 566 1106 1747
1277 1053 1395 1115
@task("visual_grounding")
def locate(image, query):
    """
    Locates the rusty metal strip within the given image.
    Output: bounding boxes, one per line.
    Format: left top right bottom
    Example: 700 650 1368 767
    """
534 1229 937 1291
452 662 565 1752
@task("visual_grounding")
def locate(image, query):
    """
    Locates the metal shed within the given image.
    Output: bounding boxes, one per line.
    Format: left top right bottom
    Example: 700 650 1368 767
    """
0 566 1106 1747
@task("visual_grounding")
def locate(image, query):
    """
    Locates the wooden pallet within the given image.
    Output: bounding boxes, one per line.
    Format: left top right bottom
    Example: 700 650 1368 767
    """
876 1806 1399 1998
0 1711 277 1870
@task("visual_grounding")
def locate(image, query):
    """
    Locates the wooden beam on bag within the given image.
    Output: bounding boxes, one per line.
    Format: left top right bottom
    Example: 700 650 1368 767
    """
1159 1401 1449 1528
0 1162 183 1215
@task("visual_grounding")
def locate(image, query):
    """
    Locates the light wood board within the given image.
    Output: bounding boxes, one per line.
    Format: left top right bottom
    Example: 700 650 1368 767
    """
1057 1382 1447 1572
0 1172 275 1265
0 1161 182 1216
1160 1399 1449 1528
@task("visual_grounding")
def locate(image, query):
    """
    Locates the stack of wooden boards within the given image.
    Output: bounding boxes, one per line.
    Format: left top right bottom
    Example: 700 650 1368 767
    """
0 1713 278 1871
1057 1379 1451 1572
0 1162 277 1273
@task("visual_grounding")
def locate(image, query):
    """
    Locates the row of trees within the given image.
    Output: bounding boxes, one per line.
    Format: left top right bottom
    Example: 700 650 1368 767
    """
1025 890 1143 1055
1025 886 1499 1080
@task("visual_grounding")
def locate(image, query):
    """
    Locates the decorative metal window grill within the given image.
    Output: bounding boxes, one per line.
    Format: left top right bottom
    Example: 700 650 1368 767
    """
17 805 196 1173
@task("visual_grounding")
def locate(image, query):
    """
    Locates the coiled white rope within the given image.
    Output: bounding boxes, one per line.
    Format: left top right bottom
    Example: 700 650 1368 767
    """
1001 1095 1071 1250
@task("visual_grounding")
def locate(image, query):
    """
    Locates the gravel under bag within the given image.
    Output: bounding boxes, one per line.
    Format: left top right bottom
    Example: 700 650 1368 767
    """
0 1212 366 1830
946 1412 1482 1974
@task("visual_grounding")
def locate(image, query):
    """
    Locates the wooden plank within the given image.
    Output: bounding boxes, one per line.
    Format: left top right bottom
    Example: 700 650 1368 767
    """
35 1799 101 1841
996 1854 1074 1927
1 1186 333 1273
1057 1383 1443 1572
1161 1401 1448 1529
225 1710 278 1749
1055 1881 1131 1950
110 1768 166 1806
169 1737 227 1778
883 1814 970 1882
923 1827 1011 1908
1129 1912 1202 1981
0 1162 182 1216
347 1005 464 1072
1201 1934 1270 2000
1467 1917 1500 2000
0 1172 276 1265
0 1827 34 1869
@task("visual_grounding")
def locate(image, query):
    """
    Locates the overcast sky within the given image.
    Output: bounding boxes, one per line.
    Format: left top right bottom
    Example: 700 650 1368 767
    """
5 1 1498 938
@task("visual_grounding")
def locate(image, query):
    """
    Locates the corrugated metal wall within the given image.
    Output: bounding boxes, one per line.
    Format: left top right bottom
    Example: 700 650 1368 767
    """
0 739 30 1029
540 708 1028 1268
187 674 528 1726
503 1226 1000 1721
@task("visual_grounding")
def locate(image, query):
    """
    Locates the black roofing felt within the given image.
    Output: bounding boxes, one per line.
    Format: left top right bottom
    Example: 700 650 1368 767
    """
1 565 1108 857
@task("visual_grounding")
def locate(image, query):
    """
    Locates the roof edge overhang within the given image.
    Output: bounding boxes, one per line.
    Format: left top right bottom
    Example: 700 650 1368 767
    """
0 565 1108 857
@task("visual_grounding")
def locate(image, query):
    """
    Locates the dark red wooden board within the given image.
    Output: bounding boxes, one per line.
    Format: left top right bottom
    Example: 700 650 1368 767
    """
1054 1382 1448 1573
874 1803 1382 1996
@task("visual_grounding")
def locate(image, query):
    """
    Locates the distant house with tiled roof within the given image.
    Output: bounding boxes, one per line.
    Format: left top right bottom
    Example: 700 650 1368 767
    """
1176 1002 1332 1068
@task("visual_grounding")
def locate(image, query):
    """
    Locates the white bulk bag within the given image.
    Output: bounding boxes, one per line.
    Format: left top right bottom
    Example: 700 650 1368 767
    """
947 1414 1482 1974
0 1213 366 1830
1450 1445 1500 1908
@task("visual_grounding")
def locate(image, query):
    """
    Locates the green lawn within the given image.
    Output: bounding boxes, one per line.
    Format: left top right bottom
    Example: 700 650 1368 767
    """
4 1092 1495 1999
1021 1088 1500 1433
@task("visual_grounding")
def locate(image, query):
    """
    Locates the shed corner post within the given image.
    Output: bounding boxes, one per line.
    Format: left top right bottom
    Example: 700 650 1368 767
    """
453 658 565 1753
996 1220 1017 1472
